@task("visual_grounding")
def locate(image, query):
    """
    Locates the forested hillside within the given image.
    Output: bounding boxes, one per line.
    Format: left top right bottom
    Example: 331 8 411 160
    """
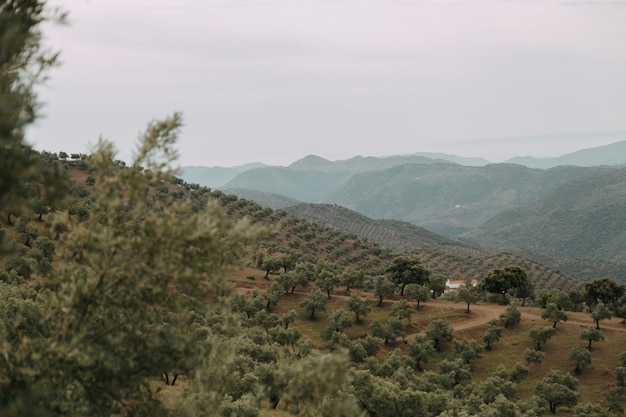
461 167 626 265
3 4 626 417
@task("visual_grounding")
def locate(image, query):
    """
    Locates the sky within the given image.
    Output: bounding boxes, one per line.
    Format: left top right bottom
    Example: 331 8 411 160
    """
28 0 626 167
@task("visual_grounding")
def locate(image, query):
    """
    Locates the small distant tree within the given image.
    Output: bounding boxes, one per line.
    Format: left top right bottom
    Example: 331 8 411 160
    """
510 362 529 383
316 269 340 299
574 404 605 417
276 272 295 294
259 255 282 279
324 309 353 339
281 310 296 329
374 275 396 307
406 335 435 371
482 319 502 351
535 369 579 414
603 386 624 415
541 302 568 329
346 294 371 324
455 281 480 314
386 256 430 296
429 273 447 299
500 305 522 328
454 338 483 367
264 281 283 311
389 299 414 324
580 327 604 350
404 283 429 310
569 344 592 375
590 303 612 330
341 267 364 291
529 326 557 351
583 277 625 309
425 319 454 351
524 348 545 366
370 318 405 345
300 290 327 320
480 265 532 304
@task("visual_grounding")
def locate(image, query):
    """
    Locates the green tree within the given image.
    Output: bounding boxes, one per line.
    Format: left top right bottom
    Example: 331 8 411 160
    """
603 386 624 415
583 277 625 309
524 348 545 366
386 256 429 296
580 327 604 350
276 271 295 294
404 283 429 309
406 335 435 371
482 319 502 351
590 303 612 329
569 344 592 375
529 325 558 351
389 298 414 324
429 273 447 299
341 266 364 291
325 308 353 339
454 338 483 367
480 265 532 304
374 275 396 307
300 290 327 320
316 268 340 299
535 369 579 414
574 403 606 417
346 294 371 324
455 282 480 314
541 302 568 328
426 319 454 351
263 280 283 311
500 305 521 328
259 254 282 279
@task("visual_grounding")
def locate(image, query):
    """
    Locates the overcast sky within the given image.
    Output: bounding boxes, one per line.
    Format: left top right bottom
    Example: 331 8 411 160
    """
29 0 626 167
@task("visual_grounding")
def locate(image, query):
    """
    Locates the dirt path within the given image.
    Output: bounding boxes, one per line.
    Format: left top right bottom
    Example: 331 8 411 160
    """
416 299 626 334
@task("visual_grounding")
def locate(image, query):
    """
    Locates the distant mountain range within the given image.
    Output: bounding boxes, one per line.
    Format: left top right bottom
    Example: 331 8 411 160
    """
181 140 626 188
179 140 626 283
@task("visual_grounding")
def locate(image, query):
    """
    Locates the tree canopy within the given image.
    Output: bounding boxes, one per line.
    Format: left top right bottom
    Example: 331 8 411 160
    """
386 256 430 296
479 266 532 303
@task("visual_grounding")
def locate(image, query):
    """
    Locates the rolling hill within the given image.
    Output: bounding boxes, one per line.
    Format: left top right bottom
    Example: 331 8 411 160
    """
460 167 626 265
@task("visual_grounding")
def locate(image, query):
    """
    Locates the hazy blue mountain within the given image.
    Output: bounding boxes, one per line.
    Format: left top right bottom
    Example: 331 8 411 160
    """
224 154 451 202
326 163 613 236
506 140 626 168
460 167 626 265
409 152 490 166
180 163 268 188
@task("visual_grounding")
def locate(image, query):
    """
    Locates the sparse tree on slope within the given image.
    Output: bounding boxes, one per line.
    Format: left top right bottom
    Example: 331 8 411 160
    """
346 294 371 324
542 302 568 328
580 327 604 350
